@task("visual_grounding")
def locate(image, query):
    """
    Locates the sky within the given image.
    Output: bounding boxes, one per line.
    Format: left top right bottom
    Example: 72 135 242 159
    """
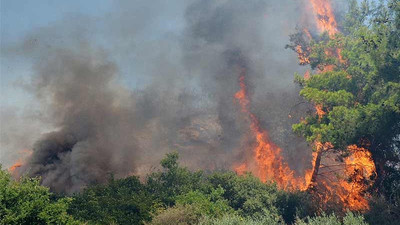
1 0 111 106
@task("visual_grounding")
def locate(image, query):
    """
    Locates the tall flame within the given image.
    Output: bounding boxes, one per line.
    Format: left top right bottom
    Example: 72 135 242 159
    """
309 0 338 36
310 0 344 68
283 0 376 211
234 68 309 190
232 2 375 212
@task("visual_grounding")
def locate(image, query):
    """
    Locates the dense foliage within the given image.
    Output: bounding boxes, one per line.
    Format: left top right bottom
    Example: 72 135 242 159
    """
67 175 154 225
1 1 398 225
292 0 399 222
294 0 399 183
0 154 372 225
0 166 79 225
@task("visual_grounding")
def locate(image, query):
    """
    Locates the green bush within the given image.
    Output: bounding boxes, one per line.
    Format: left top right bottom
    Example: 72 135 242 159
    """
276 190 315 224
198 213 284 225
0 166 79 225
364 194 400 225
147 204 201 225
68 175 155 225
146 152 205 206
176 187 234 218
207 172 283 219
295 212 368 225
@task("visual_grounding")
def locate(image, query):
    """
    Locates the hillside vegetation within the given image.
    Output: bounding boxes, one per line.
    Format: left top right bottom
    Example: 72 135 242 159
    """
1 0 399 224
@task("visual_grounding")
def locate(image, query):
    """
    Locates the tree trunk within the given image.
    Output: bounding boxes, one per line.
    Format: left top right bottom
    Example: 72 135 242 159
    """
307 147 323 190
372 154 385 190
369 143 385 190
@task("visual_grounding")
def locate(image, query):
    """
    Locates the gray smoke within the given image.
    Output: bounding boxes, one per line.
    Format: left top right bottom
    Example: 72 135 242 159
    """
26 48 137 192
2 0 314 193
182 0 311 170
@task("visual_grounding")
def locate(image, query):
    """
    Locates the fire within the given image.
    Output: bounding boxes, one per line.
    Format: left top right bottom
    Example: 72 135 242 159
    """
231 0 374 212
9 161 23 173
8 149 32 176
306 142 376 211
309 0 345 68
337 48 345 64
304 70 310 80
295 45 311 65
303 154 316 187
309 0 338 36
293 0 344 73
339 145 376 210
306 104 375 211
296 10 373 208
315 105 325 118
233 68 309 190
303 28 312 40
234 163 247 175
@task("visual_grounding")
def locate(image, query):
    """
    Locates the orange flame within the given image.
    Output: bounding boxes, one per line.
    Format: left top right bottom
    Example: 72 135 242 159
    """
304 70 310 80
278 0 374 211
234 163 247 175
315 104 326 118
309 0 338 36
306 108 375 211
310 0 345 68
234 69 309 190
339 145 376 210
8 149 32 176
295 45 311 65
303 151 318 189
303 28 312 40
294 0 344 72
307 143 376 211
232 0 372 212
9 161 23 173
337 48 345 64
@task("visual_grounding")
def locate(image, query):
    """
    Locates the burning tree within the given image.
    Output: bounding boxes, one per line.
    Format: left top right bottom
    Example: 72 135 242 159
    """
292 0 400 212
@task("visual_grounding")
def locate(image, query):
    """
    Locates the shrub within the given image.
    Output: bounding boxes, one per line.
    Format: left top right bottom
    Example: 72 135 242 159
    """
146 152 204 206
276 190 315 224
198 212 284 225
207 172 282 218
176 187 234 218
0 166 79 225
68 175 154 225
147 204 200 225
295 212 367 225
364 194 400 225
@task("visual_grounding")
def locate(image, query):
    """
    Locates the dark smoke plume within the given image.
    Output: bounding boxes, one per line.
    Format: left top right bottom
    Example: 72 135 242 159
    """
3 0 314 193
21 47 139 192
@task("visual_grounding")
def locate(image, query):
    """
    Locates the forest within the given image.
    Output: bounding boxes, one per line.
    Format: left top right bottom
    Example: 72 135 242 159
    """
1 0 399 224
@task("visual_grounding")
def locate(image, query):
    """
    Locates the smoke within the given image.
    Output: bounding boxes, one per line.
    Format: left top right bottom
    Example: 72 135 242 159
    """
2 0 313 193
22 47 128 192
182 0 311 171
